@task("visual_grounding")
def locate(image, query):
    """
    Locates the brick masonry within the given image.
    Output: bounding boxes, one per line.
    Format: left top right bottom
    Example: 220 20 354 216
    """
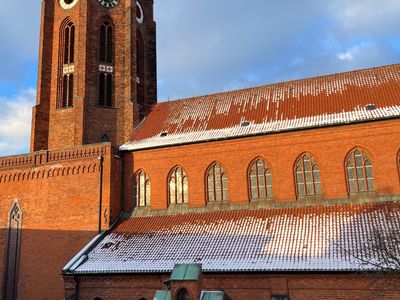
31 0 156 151
0 143 121 299
123 119 400 212
64 273 400 300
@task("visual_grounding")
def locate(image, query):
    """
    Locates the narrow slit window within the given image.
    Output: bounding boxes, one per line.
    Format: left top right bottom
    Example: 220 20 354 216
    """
295 154 322 197
3 202 22 300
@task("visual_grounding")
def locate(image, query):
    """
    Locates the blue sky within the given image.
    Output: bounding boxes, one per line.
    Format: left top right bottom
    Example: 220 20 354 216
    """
1 0 400 156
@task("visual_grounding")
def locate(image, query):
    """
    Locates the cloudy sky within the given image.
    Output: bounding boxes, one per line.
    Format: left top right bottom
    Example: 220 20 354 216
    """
0 0 400 156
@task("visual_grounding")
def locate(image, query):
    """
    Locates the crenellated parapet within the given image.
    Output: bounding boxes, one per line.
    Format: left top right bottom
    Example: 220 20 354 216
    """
0 143 119 183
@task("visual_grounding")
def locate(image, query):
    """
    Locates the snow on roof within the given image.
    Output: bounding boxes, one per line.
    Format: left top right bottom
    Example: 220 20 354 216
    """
121 64 400 151
70 202 400 274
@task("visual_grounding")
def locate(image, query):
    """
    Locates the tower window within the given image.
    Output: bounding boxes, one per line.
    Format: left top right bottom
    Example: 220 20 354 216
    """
98 21 114 107
98 73 113 107
134 171 151 207
206 162 228 202
64 22 75 64
62 74 74 107
58 19 75 108
249 158 272 200
346 148 375 193
295 153 322 197
100 22 113 63
168 166 188 205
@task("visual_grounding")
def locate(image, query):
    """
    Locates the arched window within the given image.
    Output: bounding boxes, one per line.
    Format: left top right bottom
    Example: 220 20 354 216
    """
98 21 114 107
134 171 151 207
58 19 75 108
168 167 188 205
248 158 272 200
177 289 191 300
346 148 375 193
100 22 113 63
295 154 322 197
3 201 22 300
136 29 145 115
63 21 75 64
207 162 228 202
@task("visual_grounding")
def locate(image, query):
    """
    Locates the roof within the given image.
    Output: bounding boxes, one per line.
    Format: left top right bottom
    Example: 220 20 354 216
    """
201 291 225 300
170 264 202 281
154 290 171 300
121 64 400 151
67 202 400 274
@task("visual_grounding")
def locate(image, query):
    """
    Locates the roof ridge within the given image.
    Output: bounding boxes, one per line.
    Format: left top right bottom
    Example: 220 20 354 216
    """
154 63 400 105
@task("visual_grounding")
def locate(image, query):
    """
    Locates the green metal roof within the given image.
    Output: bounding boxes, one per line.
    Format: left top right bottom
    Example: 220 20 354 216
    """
170 264 202 281
153 290 171 300
201 291 225 300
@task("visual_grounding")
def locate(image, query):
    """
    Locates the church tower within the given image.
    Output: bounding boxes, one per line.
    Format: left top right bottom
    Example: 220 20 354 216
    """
30 0 157 151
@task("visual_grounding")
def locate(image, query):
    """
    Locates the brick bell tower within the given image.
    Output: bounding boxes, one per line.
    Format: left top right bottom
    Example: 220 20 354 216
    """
30 0 157 151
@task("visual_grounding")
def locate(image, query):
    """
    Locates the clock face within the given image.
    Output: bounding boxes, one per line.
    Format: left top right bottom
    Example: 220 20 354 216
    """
136 1 144 24
60 0 78 10
98 0 121 8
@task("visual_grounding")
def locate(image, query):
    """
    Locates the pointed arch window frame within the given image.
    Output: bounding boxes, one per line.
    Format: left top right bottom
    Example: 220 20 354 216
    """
248 157 273 201
168 166 189 205
345 148 375 194
3 200 22 300
98 19 115 108
206 162 229 203
134 170 151 208
295 153 322 197
57 18 75 109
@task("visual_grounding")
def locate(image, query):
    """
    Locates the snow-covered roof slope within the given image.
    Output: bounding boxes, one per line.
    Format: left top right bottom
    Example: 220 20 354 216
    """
121 64 400 151
70 202 400 274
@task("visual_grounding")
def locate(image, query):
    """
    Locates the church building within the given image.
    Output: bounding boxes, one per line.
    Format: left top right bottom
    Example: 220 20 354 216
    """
0 0 399 299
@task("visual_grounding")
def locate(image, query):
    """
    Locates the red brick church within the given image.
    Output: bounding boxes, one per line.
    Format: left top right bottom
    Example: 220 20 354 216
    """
0 0 400 299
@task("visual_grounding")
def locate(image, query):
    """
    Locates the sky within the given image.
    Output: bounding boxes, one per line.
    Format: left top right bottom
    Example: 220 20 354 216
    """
0 0 400 156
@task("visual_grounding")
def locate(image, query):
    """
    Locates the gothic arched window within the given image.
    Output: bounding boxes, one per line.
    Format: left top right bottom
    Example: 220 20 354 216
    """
98 21 114 107
58 19 75 108
64 21 75 64
100 22 113 63
346 148 375 193
249 158 272 200
134 171 151 207
3 201 22 300
295 154 322 197
168 166 188 205
177 289 191 300
207 162 228 202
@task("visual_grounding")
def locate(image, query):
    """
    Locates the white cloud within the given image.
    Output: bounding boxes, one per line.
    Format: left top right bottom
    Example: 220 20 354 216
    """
0 89 36 156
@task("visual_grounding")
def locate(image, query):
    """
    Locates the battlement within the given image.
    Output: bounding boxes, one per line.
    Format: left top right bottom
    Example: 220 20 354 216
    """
0 143 117 171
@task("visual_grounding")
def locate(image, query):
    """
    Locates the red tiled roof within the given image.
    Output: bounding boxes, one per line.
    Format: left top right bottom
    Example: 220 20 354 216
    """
121 64 400 151
70 202 400 274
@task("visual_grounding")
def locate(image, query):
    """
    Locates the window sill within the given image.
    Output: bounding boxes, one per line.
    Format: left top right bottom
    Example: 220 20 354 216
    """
95 105 116 110
56 106 74 111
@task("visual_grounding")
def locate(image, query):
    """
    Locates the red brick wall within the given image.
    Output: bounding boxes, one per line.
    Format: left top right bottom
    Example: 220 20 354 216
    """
123 119 400 211
0 144 121 299
31 0 157 151
68 273 400 300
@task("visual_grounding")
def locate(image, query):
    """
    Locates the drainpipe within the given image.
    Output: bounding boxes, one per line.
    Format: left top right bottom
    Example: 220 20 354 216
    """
98 155 104 234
